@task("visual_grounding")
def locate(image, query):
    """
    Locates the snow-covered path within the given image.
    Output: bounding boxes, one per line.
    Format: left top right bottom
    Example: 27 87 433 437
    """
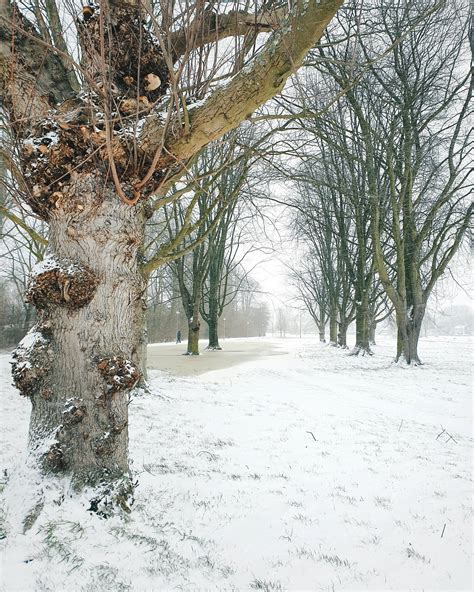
1 336 472 591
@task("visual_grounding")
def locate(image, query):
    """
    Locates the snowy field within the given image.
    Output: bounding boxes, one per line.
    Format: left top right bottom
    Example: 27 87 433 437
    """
0 336 472 591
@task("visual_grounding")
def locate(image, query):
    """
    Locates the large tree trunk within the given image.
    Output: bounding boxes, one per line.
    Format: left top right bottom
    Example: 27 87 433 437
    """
186 300 201 355
352 295 373 355
11 175 145 507
395 305 425 365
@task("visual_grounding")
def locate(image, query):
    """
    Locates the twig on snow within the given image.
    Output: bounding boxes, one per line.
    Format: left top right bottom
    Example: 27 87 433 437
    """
436 425 458 444
306 431 318 442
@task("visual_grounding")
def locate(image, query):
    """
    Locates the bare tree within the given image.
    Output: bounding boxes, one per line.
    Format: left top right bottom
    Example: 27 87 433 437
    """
292 172 355 346
200 137 264 350
166 188 214 355
165 134 251 354
291 259 329 342
0 0 343 506
311 0 472 363
256 0 471 363
292 103 379 353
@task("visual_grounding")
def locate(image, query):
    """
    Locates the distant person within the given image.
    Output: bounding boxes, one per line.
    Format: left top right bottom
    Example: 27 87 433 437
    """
176 330 182 344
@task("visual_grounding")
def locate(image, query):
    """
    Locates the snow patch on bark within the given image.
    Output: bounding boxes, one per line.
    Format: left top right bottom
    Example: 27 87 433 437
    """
30 256 82 278
15 329 48 355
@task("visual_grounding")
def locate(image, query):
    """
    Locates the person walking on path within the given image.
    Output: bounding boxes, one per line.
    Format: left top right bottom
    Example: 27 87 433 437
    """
176 330 182 344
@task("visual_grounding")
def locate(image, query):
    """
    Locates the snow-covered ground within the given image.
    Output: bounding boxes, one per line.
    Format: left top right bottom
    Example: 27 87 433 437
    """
0 336 472 591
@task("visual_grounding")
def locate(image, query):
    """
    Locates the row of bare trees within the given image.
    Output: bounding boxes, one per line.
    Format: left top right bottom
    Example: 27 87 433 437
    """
162 131 267 353
281 0 472 363
145 261 269 347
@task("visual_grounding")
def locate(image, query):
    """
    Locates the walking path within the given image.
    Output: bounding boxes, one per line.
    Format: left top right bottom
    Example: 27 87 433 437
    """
146 338 288 376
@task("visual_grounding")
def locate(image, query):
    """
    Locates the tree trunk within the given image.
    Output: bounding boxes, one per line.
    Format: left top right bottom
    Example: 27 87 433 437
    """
207 317 221 350
337 321 348 348
395 305 424 365
352 295 373 355
329 307 338 345
206 284 221 350
318 308 326 342
368 318 376 345
11 175 144 508
186 300 201 355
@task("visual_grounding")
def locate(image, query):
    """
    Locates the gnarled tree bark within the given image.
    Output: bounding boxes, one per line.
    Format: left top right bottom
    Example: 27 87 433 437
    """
12 176 145 505
1 0 343 502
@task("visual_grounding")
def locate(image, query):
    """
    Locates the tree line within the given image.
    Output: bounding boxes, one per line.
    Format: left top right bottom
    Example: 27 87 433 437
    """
272 0 472 363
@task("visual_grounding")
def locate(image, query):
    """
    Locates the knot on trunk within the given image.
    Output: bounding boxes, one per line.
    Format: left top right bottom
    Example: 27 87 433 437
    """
26 257 99 310
22 113 165 214
17 1 173 219
78 3 170 104
21 114 136 218
11 328 53 397
96 356 140 396
62 399 87 426
44 442 65 472
21 118 102 219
